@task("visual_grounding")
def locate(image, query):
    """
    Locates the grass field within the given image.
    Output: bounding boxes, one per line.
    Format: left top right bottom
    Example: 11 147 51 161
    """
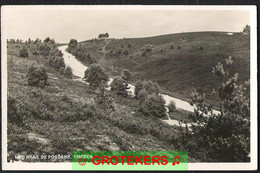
81 32 250 107
7 42 196 162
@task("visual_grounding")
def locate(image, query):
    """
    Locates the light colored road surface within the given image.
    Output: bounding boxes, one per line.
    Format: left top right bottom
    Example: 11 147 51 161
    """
58 45 219 127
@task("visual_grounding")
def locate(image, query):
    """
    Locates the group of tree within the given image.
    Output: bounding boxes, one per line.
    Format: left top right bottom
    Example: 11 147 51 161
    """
98 33 109 39
175 56 250 162
66 39 96 65
243 24 250 35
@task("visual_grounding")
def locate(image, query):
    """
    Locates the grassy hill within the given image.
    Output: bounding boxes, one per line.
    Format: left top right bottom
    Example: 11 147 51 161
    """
81 32 250 106
7 42 196 162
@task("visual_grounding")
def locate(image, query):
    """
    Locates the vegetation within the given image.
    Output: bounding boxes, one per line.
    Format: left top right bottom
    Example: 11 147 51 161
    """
135 80 160 99
121 69 131 81
19 46 29 57
168 100 176 112
64 66 73 78
26 64 48 88
98 33 109 39
175 57 250 162
84 64 109 89
243 24 250 35
138 94 166 118
110 76 129 97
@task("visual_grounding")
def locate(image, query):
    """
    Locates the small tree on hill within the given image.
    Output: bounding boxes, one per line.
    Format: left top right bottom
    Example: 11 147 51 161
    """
138 94 166 118
243 24 250 35
64 66 73 78
121 69 131 81
168 100 176 112
19 46 29 58
110 76 129 97
26 64 48 88
84 64 109 89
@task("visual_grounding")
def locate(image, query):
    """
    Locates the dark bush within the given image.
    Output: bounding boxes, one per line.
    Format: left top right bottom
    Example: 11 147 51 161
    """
84 64 109 89
168 100 176 112
26 64 48 88
110 76 129 97
138 94 166 118
64 66 73 78
170 45 174 50
121 69 131 81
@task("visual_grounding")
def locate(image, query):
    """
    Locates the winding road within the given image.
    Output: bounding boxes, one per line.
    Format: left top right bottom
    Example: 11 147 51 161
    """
58 45 220 127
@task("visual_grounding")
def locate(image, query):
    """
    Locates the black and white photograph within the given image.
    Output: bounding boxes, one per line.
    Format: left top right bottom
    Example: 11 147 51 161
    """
1 5 257 171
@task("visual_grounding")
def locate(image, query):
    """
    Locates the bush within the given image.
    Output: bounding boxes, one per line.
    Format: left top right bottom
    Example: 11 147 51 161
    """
168 101 176 112
121 69 131 81
138 94 166 118
19 46 29 57
26 64 48 88
84 64 109 89
135 80 160 99
64 66 73 78
170 45 174 50
110 76 129 97
141 44 154 57
138 89 148 102
177 45 182 49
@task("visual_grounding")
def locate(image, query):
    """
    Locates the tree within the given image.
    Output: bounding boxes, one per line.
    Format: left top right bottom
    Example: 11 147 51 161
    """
141 44 154 58
26 64 48 88
170 45 174 50
19 46 29 57
64 66 73 78
138 94 166 118
84 64 109 89
68 39 78 51
176 56 250 162
121 69 132 81
110 76 129 97
168 100 176 112
8 96 22 125
243 24 250 35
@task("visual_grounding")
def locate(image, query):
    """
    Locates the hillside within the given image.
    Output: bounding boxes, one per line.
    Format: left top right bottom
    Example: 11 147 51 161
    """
81 32 250 106
7 42 194 162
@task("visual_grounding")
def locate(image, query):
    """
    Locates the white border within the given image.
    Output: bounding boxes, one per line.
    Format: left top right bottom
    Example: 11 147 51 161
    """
1 5 257 171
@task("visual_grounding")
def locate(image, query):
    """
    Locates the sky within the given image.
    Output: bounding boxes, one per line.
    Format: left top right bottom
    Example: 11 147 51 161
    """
3 6 251 43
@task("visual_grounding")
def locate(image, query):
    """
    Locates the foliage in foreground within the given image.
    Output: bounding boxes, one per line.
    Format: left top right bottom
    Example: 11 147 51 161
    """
176 57 250 162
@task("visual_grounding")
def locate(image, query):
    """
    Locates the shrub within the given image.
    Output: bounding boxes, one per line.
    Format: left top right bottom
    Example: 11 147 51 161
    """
121 69 131 81
110 76 129 97
128 43 132 48
141 44 154 57
26 64 48 88
19 46 29 57
84 64 109 89
64 66 73 78
168 100 176 112
53 57 65 71
170 45 174 50
138 89 148 102
135 80 160 98
177 45 182 49
138 94 166 118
